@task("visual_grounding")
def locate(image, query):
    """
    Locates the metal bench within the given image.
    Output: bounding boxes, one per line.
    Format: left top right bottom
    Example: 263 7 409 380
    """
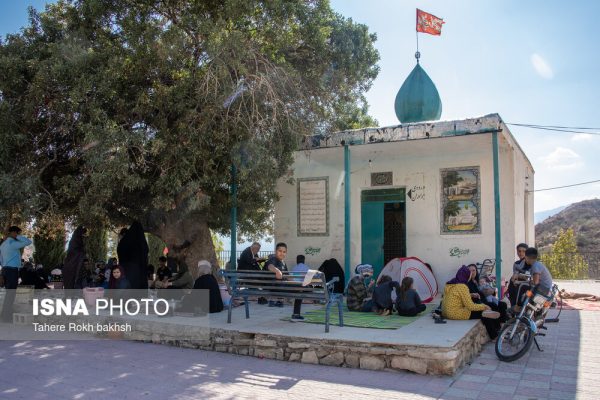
221 270 344 332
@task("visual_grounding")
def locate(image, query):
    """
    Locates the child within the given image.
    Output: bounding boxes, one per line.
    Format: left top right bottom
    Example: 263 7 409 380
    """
478 277 499 306
396 277 427 317
372 275 400 316
265 242 304 321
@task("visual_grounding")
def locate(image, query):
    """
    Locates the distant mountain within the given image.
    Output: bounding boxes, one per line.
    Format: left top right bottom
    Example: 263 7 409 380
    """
535 205 568 224
535 199 600 254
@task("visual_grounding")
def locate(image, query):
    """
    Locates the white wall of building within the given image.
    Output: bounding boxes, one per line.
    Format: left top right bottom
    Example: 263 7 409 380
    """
274 115 534 287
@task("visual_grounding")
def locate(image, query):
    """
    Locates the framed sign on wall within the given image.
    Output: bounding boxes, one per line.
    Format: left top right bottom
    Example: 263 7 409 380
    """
440 166 481 234
297 177 329 236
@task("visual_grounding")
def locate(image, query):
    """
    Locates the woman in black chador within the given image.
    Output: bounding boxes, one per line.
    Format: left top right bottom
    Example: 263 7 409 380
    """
117 221 149 289
63 226 86 289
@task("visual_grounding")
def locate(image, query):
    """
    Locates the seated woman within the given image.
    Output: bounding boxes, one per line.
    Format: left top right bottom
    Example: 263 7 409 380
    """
160 261 194 300
372 275 400 316
107 265 131 301
466 264 508 322
19 262 49 289
346 264 375 312
180 260 223 314
396 277 426 317
442 265 501 339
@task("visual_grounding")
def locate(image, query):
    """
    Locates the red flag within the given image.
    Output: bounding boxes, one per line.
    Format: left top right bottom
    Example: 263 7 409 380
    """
416 9 444 36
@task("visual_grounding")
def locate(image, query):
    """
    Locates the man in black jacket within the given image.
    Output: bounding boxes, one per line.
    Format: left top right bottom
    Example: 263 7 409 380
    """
237 242 266 271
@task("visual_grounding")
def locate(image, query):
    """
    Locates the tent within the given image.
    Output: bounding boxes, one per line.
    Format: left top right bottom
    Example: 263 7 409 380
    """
378 257 438 303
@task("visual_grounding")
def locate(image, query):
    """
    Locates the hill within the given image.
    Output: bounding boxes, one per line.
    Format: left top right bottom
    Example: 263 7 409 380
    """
534 205 568 224
535 199 600 254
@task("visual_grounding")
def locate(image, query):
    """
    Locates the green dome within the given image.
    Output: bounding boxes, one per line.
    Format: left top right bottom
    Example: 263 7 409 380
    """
394 63 442 123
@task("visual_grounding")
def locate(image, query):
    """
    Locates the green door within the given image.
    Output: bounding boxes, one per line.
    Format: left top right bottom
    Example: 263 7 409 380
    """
361 189 406 277
361 201 384 275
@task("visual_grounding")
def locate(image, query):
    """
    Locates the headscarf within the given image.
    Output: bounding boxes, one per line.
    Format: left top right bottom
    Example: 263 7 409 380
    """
63 226 86 289
108 265 126 289
191 260 212 280
197 260 212 276
466 264 479 282
173 260 190 279
116 221 149 289
355 264 374 275
446 265 472 285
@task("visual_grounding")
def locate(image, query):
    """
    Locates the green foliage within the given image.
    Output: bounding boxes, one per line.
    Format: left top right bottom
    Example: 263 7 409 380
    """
444 201 460 218
443 171 463 188
86 225 108 263
536 199 600 256
33 218 66 272
212 231 224 254
146 233 166 266
540 228 588 279
0 0 379 241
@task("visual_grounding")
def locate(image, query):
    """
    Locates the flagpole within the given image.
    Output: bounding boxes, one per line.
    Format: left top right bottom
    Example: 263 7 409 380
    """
415 31 420 64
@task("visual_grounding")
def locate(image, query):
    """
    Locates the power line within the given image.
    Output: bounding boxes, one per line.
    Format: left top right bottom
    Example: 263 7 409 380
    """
507 123 600 136
509 123 600 130
529 179 600 192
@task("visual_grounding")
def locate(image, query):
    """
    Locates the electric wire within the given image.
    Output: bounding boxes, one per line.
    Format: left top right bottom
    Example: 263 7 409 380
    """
507 123 600 136
528 179 600 192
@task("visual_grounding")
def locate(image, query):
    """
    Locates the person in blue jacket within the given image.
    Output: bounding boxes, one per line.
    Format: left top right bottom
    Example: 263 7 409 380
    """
0 226 32 322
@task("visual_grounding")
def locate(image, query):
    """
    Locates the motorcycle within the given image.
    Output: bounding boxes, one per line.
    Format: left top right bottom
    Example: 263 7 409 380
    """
495 283 559 362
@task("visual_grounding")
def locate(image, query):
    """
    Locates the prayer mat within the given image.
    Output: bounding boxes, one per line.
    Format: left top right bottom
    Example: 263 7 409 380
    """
281 303 438 329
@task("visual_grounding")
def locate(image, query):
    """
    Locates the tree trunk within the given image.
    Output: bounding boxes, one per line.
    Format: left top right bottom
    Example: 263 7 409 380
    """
150 212 218 275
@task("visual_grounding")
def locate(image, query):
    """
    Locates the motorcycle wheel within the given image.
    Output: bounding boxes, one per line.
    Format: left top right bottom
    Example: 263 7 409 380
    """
495 317 534 362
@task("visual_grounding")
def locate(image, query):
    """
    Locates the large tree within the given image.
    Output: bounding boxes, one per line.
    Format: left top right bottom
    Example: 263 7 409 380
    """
0 0 379 267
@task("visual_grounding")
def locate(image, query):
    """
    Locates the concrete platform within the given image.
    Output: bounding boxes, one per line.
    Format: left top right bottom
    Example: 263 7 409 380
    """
22 300 488 376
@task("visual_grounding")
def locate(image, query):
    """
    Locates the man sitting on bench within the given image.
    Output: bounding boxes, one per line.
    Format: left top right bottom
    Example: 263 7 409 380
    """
264 242 304 322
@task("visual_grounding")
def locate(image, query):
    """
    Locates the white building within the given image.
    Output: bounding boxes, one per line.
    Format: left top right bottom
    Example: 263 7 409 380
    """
273 113 534 285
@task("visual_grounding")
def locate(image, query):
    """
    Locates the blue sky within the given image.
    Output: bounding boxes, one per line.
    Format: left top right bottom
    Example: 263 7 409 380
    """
2 1 599 218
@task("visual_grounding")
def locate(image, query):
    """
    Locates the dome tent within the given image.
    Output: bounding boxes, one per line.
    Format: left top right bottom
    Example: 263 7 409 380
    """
377 257 438 303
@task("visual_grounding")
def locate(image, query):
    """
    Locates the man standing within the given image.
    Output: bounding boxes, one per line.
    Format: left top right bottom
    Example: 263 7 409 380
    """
0 226 32 322
237 242 266 271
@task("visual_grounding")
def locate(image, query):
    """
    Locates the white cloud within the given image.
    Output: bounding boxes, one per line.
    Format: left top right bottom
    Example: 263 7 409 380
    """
572 133 595 142
530 53 554 79
539 147 583 170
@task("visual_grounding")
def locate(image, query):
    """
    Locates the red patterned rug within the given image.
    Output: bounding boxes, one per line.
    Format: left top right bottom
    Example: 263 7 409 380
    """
557 291 600 311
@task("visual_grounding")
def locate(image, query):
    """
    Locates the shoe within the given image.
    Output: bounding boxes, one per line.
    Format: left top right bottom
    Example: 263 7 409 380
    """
482 310 500 319
258 297 268 305
380 309 391 316
290 314 305 322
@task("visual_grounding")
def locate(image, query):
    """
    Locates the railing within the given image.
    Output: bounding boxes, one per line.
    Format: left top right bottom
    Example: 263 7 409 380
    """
217 250 273 269
539 251 600 280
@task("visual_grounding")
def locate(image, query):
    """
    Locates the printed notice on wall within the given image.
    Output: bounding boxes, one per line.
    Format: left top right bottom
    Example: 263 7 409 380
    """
297 177 329 236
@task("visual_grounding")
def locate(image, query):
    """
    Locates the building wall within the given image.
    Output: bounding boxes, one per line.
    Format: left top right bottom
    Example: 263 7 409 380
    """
274 118 534 287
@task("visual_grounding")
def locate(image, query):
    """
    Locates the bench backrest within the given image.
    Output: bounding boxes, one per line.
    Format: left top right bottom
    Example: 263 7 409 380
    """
221 270 337 302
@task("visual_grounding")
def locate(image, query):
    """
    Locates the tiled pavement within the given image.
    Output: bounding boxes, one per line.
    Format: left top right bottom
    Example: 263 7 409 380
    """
0 309 599 399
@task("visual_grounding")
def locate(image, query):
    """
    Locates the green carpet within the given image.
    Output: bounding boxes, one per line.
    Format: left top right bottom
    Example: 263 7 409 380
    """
282 303 438 329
